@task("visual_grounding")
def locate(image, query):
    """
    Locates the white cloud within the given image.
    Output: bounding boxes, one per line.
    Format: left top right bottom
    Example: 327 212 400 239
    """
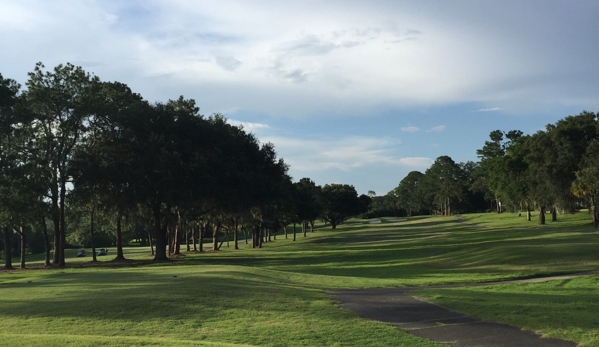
474 107 501 112
265 136 394 172
427 125 445 133
215 56 242 71
398 157 434 168
275 35 338 57
228 120 270 132
261 135 434 175
2 1 598 118
401 126 420 133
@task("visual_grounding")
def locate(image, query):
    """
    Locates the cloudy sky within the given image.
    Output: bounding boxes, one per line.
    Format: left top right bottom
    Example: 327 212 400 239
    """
2 0 598 195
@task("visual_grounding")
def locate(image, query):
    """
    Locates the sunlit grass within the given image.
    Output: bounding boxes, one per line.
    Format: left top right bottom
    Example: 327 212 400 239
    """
0 265 442 347
416 276 599 346
2 211 599 346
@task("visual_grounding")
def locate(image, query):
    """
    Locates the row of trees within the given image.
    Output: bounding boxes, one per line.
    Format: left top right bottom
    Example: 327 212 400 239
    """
381 158 484 217
382 111 599 226
0 63 370 269
473 112 599 226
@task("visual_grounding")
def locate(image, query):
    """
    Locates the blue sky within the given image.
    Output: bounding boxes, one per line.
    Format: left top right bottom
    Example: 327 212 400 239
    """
2 0 598 195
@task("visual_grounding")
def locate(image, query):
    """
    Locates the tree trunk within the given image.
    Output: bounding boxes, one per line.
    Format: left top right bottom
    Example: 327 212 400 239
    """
551 206 557 222
310 221 314 233
186 223 190 252
252 225 258 248
41 213 51 266
303 221 307 237
259 225 263 248
284 225 288 239
218 231 229 250
19 226 25 269
52 208 60 265
115 210 125 260
538 206 546 225
192 224 197 251
167 226 173 255
592 197 598 228
153 202 168 261
148 230 154 255
526 206 532 222
90 207 97 262
173 223 181 255
293 223 296 241
51 173 60 265
3 226 13 269
212 224 220 251
199 223 205 252
234 220 239 250
59 177 67 267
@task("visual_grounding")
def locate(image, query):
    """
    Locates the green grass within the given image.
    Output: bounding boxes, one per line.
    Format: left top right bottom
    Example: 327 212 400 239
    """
24 246 155 265
0 265 442 347
415 276 599 346
2 212 599 346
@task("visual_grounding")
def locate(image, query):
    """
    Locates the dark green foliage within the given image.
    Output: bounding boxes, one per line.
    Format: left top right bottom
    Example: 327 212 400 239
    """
1 63 297 265
320 184 366 229
294 178 322 226
390 111 599 225
394 171 425 216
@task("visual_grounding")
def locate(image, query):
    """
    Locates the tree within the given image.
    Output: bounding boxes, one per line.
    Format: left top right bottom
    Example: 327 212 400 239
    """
70 81 145 261
294 178 322 235
475 130 509 213
0 73 48 269
25 62 99 266
474 130 529 214
394 171 425 216
320 184 364 229
572 139 599 227
420 156 464 215
124 100 208 261
500 134 532 219
546 112 598 215
525 130 555 225
0 73 20 269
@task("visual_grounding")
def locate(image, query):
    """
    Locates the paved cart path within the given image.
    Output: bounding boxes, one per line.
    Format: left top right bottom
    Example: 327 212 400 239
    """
331 272 598 347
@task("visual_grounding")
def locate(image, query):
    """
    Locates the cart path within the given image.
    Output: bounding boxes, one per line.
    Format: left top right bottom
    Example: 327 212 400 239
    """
330 272 598 347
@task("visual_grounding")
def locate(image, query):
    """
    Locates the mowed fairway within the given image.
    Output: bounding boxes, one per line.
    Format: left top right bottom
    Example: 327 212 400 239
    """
1 213 599 346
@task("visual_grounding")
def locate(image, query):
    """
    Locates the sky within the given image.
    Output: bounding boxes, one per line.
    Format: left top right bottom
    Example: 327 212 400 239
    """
2 0 599 195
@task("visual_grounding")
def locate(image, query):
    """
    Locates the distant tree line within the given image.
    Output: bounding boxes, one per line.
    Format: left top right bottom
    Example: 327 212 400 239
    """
0 63 370 269
372 111 599 226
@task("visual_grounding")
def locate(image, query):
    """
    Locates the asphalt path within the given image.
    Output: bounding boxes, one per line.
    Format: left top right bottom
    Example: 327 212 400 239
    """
330 273 598 347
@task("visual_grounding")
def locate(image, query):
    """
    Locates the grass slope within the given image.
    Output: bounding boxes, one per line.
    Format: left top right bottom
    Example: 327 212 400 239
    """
1 212 599 346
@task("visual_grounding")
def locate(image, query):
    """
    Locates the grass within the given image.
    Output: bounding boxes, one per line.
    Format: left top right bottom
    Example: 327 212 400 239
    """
1 212 599 346
415 276 599 346
0 266 443 347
